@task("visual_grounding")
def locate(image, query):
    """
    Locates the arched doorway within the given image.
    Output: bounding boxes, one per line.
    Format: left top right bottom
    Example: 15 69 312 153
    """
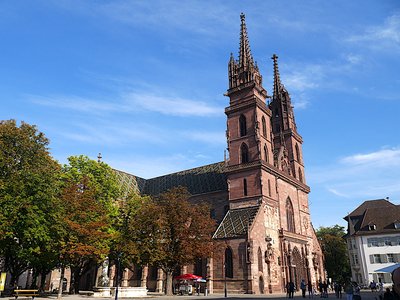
291 247 306 288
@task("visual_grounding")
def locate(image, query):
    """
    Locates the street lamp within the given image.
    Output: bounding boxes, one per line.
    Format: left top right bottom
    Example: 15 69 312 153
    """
115 253 122 300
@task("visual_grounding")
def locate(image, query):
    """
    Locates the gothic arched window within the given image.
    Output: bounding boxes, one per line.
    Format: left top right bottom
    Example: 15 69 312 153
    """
239 114 247 137
264 144 269 163
262 116 267 137
241 143 249 163
225 247 233 278
286 198 295 233
295 144 301 162
298 168 303 183
258 247 263 272
243 178 248 196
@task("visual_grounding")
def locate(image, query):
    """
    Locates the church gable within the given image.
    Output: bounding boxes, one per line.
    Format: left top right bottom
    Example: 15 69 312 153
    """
213 205 260 239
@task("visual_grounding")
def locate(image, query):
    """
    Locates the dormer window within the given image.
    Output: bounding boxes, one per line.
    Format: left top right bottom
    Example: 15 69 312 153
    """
368 224 377 231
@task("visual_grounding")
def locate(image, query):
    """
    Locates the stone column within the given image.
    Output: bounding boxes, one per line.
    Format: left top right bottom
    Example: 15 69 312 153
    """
156 269 164 293
121 268 129 287
207 257 213 294
141 266 148 288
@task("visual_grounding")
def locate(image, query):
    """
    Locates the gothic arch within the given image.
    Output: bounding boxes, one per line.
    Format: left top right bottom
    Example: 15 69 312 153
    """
258 247 263 272
264 144 269 163
298 168 303 183
239 114 247 137
262 116 267 137
225 247 233 278
286 198 295 233
291 247 307 289
295 143 301 162
241 143 249 163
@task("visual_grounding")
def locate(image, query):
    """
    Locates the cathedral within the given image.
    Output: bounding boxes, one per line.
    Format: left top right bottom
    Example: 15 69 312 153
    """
44 13 325 295
107 13 326 294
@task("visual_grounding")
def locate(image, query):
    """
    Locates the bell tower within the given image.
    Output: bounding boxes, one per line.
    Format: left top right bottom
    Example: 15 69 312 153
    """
225 13 274 208
269 54 305 184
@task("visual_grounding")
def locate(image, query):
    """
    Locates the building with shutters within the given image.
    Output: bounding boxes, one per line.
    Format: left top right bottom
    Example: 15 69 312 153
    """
344 199 400 287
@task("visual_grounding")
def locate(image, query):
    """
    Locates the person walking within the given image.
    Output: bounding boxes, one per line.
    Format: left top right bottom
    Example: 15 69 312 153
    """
288 281 295 298
301 279 307 298
344 281 354 300
308 281 314 298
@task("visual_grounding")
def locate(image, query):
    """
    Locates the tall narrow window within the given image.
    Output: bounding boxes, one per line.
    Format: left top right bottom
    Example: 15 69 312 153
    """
239 114 247 137
258 247 263 272
241 143 249 163
295 144 301 162
243 178 248 196
298 168 303 183
225 247 233 278
268 179 271 197
264 145 269 163
286 198 295 233
262 116 267 137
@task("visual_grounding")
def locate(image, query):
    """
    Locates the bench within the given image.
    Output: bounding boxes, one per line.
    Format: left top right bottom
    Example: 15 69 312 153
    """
13 289 39 300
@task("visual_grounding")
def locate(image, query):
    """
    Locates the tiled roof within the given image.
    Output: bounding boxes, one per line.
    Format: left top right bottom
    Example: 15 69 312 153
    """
213 205 260 239
114 162 227 197
143 162 227 196
345 199 400 236
114 169 146 199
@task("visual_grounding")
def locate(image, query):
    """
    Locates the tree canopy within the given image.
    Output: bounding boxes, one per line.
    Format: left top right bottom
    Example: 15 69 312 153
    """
0 120 61 286
127 187 216 295
316 225 351 283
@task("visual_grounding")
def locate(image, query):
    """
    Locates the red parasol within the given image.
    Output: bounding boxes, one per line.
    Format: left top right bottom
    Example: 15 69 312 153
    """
173 273 202 280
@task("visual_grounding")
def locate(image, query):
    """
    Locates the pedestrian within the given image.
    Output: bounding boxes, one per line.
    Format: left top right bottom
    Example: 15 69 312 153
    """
338 282 342 299
344 281 353 300
301 279 307 298
289 281 295 298
323 281 328 298
308 281 314 298
383 287 394 300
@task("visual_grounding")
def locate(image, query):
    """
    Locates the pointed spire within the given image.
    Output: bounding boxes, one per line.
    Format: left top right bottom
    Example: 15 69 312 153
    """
239 13 254 68
272 54 281 99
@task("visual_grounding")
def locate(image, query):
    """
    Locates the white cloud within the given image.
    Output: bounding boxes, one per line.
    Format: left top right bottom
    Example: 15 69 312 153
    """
28 91 222 117
308 147 400 200
125 93 221 117
345 14 400 52
340 147 400 166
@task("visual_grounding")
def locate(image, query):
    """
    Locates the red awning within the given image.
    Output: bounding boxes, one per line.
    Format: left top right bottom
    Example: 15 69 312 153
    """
174 273 202 280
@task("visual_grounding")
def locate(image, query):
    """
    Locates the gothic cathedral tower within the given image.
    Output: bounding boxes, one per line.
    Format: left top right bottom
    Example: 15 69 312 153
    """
225 13 275 209
222 13 324 293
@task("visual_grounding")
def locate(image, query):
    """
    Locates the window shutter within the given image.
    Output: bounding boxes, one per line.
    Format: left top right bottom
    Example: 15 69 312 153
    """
369 255 374 264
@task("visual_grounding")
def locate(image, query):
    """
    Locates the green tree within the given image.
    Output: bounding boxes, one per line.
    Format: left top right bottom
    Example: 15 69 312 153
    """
0 120 61 287
60 156 120 294
59 177 112 294
131 187 216 296
316 225 351 282
61 155 120 216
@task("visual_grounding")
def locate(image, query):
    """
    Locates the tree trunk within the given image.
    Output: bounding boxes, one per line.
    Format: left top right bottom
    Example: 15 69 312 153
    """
57 266 65 300
73 269 81 294
165 271 173 296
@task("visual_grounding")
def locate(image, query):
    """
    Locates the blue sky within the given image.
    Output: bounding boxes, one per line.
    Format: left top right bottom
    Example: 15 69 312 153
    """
2 1 400 228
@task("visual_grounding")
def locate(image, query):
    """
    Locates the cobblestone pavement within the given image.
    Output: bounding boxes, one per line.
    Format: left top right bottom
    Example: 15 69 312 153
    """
19 290 383 300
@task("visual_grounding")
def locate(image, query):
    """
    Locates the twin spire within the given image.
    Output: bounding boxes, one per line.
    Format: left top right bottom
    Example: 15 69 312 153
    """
239 13 254 69
228 13 262 91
